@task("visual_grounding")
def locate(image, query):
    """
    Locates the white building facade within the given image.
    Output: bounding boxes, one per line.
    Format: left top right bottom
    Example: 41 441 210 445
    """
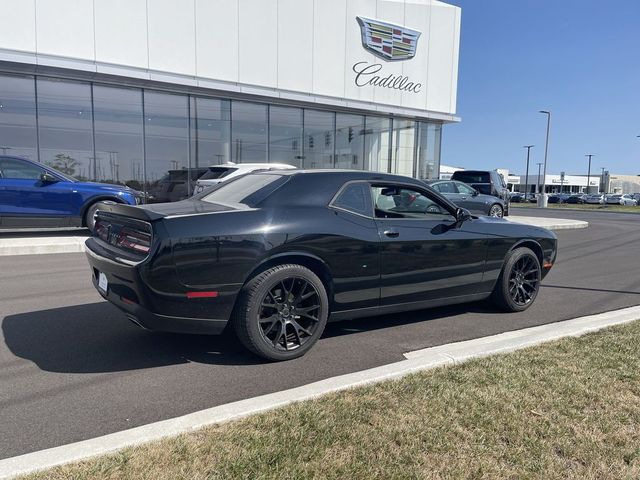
0 0 460 198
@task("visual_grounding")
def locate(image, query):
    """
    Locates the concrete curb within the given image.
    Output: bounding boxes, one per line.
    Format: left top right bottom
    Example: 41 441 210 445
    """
1 304 639 479
506 215 589 230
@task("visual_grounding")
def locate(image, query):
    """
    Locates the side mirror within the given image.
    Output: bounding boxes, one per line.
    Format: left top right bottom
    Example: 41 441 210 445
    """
472 189 479 197
455 208 472 224
40 172 58 183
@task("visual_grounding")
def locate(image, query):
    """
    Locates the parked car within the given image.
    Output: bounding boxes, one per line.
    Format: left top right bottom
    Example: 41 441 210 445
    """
147 167 208 203
193 162 296 194
584 194 605 205
85 170 557 361
631 193 640 203
548 193 572 204
450 170 510 215
606 194 638 206
565 193 587 204
424 179 506 217
0 155 142 231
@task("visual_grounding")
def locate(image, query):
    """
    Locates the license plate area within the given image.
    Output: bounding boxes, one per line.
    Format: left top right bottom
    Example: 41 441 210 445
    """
98 271 108 293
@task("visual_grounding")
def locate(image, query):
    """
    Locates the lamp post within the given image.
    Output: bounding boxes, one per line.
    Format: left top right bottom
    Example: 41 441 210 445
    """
585 154 594 194
539 110 551 206
536 162 543 195
600 167 606 194
523 145 534 196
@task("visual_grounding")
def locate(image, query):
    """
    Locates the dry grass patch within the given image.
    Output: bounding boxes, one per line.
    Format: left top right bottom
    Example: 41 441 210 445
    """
27 321 640 480
512 203 640 213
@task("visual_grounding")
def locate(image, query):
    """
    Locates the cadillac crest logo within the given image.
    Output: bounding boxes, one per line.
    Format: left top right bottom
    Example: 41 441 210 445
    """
356 16 420 61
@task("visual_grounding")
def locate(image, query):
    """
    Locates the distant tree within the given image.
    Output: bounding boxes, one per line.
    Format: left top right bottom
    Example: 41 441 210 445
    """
48 154 79 176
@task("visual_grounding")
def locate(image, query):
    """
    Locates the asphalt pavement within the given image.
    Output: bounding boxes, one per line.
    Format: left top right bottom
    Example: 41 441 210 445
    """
1 209 639 459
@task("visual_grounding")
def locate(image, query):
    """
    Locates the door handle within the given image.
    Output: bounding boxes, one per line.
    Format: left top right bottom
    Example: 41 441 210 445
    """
383 229 399 238
460 196 467 200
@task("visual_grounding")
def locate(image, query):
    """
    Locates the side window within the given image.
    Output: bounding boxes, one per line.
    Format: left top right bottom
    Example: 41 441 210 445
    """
437 182 457 194
0 159 45 180
371 184 451 219
332 183 372 217
456 182 475 195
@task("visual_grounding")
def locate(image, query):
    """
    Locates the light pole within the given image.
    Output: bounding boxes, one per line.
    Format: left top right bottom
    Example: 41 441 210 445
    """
536 162 543 195
600 167 606 194
585 154 594 194
523 145 534 196
539 110 551 206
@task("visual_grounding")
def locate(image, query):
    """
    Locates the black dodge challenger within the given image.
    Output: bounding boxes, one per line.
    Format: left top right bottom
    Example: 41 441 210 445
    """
85 170 557 361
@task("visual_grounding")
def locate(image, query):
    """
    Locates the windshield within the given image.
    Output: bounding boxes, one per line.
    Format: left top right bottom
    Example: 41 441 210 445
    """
199 167 237 180
200 174 287 207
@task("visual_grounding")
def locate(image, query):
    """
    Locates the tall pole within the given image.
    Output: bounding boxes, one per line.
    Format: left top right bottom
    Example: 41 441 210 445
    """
600 167 606 194
524 145 534 195
585 154 594 194
539 111 551 204
536 162 543 194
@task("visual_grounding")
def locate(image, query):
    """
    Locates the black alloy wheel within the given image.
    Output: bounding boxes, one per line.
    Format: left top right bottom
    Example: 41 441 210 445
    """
491 247 541 312
232 264 329 361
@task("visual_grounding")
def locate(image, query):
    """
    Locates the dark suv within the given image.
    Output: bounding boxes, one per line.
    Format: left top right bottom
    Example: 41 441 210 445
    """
450 170 510 216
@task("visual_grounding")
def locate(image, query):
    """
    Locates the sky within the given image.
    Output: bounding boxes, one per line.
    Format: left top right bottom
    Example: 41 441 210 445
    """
440 0 640 176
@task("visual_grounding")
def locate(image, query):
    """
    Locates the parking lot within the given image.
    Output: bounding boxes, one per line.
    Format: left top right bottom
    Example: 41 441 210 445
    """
1 208 639 460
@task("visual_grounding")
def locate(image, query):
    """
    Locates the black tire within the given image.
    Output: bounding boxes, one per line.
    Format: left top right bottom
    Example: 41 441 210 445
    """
491 247 541 312
232 264 329 361
84 202 102 232
488 203 504 218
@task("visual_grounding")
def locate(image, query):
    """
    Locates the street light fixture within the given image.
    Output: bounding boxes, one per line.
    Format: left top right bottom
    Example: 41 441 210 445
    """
538 111 551 205
585 154 594 194
523 145 534 196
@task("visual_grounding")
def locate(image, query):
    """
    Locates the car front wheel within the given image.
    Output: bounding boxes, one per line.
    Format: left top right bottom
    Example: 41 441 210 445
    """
488 204 504 217
232 264 329 361
491 247 541 312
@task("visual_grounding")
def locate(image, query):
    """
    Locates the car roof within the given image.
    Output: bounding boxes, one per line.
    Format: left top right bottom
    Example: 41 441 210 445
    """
208 163 296 169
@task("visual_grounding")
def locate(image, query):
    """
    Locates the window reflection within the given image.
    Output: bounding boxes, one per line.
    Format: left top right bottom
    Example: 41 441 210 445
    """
303 109 334 169
335 113 364 170
0 74 38 161
392 119 416 178
93 85 144 190
37 78 94 180
364 116 391 173
191 97 230 167
269 106 302 166
417 122 441 180
144 91 189 203
231 101 267 163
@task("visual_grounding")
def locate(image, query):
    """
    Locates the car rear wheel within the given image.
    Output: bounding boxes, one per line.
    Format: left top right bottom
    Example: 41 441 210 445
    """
488 204 504 217
491 247 541 312
84 202 102 232
232 264 329 361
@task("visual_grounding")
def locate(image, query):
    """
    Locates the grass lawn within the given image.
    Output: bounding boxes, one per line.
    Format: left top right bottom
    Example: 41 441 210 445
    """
27 321 640 480
511 202 640 214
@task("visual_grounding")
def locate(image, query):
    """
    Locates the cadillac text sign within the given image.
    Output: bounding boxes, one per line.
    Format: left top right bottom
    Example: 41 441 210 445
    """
353 16 423 94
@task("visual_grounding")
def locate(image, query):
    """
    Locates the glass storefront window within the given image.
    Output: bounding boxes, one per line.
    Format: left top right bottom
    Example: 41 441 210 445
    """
363 116 391 173
335 113 364 170
303 109 334 169
37 78 94 180
269 106 302 166
417 122 441 180
93 85 144 190
191 96 230 168
391 119 416 178
231 101 267 163
0 74 38 161
143 91 189 203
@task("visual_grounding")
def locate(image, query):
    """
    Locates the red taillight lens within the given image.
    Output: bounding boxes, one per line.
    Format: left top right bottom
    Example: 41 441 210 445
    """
116 228 151 254
94 220 109 242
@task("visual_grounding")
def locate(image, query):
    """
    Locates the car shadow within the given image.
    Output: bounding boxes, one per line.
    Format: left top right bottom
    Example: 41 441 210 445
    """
3 300 501 374
2 302 260 373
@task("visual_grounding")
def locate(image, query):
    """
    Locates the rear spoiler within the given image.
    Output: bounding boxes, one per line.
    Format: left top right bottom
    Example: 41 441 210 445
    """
95 201 165 222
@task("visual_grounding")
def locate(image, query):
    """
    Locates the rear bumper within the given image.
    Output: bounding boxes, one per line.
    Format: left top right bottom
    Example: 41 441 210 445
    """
85 241 228 335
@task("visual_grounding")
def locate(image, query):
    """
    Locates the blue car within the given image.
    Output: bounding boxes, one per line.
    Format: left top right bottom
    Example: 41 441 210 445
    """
0 156 142 231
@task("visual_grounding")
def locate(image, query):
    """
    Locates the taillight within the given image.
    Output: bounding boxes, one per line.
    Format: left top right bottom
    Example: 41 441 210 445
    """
116 227 151 254
94 220 109 242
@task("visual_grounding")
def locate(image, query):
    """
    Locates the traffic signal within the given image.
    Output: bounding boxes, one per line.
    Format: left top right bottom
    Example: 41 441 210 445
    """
348 127 354 143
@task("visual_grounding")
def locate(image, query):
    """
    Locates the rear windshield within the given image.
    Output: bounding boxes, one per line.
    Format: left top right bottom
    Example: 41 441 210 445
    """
199 166 237 180
200 174 287 207
452 172 491 183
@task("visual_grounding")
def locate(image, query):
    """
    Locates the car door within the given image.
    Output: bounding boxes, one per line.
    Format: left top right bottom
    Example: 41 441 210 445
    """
371 182 489 306
454 181 486 214
0 158 72 226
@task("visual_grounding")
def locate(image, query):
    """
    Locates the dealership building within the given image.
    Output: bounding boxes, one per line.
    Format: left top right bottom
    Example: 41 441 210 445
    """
0 0 460 199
